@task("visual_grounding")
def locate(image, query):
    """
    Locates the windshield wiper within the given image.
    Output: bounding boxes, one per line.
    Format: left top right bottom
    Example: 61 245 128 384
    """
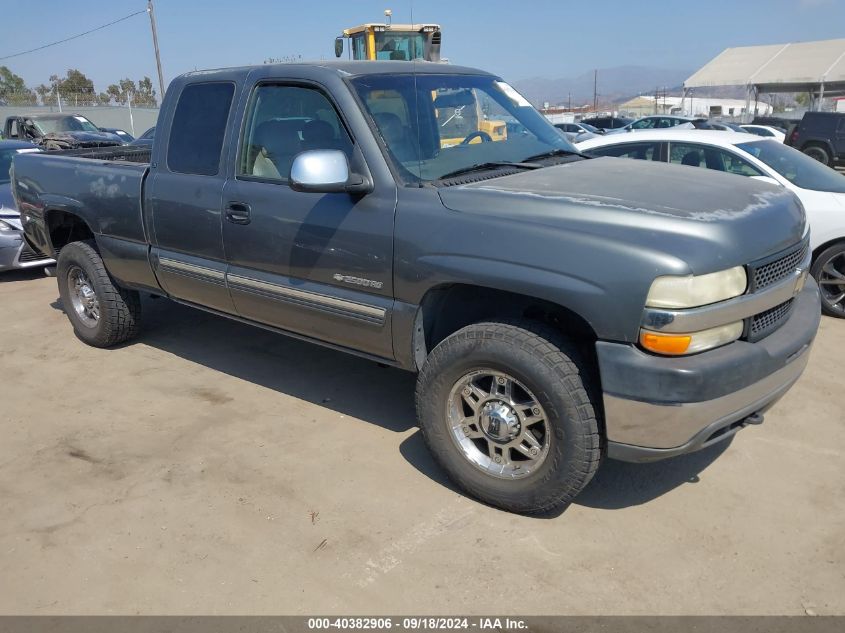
437 161 541 181
520 148 582 163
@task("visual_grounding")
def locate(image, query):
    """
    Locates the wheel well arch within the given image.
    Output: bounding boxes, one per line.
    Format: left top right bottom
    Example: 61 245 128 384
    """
812 236 845 264
45 209 95 254
801 140 834 154
416 283 598 357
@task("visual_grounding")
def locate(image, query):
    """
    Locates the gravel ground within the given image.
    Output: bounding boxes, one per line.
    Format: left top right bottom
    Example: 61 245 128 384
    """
0 270 843 615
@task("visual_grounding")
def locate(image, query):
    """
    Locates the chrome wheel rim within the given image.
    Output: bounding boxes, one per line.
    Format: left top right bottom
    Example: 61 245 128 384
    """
446 369 551 480
818 252 845 315
67 266 99 327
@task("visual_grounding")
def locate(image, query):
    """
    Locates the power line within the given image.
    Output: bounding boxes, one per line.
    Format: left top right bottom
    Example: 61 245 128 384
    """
0 10 146 62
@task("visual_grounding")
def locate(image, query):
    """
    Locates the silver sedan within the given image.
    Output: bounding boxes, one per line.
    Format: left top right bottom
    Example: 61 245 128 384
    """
1 141 55 272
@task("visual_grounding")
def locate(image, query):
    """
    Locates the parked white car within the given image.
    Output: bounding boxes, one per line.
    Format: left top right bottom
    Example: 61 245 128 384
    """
606 115 698 134
577 129 845 316
740 125 787 143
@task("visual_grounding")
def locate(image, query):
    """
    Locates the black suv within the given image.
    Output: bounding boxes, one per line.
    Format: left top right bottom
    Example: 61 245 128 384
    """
786 112 845 166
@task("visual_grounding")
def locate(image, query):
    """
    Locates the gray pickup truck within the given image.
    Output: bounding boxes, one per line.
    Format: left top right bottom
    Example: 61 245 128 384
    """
13 61 820 513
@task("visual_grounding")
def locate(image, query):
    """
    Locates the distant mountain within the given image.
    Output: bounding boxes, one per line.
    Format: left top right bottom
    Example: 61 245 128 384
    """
512 65 693 107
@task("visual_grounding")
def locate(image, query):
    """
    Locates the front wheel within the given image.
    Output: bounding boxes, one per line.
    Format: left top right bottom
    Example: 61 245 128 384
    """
803 144 831 166
811 242 845 318
57 240 141 347
416 321 603 514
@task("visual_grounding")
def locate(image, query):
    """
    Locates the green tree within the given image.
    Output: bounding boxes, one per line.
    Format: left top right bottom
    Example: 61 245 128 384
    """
103 76 157 107
795 92 810 108
134 76 157 107
43 69 98 106
34 83 56 106
0 66 36 105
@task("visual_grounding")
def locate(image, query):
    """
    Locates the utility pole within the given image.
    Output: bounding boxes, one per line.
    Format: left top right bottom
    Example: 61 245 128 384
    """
127 90 135 136
568 92 571 111
593 70 597 113
147 0 165 101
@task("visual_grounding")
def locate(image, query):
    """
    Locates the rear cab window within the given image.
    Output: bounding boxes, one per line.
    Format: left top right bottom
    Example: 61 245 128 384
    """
167 82 235 175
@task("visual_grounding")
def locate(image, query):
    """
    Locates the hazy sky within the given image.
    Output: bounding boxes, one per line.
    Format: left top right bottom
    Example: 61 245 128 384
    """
2 0 844 92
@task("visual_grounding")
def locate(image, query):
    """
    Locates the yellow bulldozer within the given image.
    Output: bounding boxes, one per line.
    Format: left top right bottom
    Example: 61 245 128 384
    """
334 10 442 62
334 11 506 147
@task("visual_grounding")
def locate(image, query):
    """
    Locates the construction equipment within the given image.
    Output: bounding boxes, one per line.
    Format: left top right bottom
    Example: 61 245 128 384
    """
335 10 506 147
335 9 442 62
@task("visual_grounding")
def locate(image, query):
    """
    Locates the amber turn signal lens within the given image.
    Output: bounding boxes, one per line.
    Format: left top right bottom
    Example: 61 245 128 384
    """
640 331 692 355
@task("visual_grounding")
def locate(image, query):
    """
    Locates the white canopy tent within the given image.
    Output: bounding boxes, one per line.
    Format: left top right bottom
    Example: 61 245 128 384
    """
683 39 845 120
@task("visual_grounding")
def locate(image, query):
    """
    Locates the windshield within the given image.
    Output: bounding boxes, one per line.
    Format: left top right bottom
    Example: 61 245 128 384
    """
32 115 101 135
0 147 39 184
373 31 425 61
350 73 576 183
736 139 845 193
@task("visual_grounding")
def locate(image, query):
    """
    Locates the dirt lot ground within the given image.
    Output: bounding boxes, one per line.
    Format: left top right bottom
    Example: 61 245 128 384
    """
1 270 843 615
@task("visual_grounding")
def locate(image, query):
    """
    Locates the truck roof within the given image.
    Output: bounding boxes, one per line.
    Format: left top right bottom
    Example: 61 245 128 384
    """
180 60 492 81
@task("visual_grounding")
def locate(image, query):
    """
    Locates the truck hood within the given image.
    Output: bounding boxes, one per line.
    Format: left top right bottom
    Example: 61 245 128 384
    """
437 157 807 275
40 131 123 148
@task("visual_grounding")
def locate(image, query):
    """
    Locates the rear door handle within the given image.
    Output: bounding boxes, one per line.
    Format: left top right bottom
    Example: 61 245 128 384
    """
225 202 251 225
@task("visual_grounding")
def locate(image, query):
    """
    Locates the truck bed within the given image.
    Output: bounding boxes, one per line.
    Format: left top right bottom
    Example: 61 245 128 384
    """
55 145 152 164
12 149 151 259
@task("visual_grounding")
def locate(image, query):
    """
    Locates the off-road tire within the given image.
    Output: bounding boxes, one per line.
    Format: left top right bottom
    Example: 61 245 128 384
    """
416 320 603 514
803 144 831 166
57 240 141 347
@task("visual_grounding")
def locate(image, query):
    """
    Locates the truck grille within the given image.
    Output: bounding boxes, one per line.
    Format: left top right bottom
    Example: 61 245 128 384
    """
747 299 794 342
751 242 807 291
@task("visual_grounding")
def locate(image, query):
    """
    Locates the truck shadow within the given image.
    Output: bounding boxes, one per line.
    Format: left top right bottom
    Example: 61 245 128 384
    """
51 294 733 514
0 268 50 283
574 439 731 510
398 430 731 515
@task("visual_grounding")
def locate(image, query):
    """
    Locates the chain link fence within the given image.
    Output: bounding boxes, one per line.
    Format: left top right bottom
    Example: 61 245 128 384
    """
1 92 159 138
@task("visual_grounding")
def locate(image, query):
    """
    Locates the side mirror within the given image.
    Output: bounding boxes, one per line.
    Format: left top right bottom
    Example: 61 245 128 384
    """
290 150 372 195
335 37 344 58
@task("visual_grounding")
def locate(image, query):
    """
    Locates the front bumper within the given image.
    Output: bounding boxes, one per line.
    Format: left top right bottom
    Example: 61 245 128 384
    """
0 231 55 272
597 279 821 462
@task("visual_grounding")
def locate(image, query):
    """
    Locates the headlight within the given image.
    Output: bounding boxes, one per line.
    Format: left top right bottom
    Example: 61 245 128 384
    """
646 266 747 309
640 321 744 356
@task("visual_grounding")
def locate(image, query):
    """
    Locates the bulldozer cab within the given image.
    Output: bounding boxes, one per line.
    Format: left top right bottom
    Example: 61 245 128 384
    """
335 23 442 62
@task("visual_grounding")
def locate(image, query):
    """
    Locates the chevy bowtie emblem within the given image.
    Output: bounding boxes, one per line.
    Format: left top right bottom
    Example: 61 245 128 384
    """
794 268 808 294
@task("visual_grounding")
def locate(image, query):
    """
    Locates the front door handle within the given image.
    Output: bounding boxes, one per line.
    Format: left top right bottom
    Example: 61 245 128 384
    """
225 202 251 225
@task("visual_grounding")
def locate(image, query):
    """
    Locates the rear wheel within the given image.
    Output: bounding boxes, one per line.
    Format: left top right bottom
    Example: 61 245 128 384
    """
57 240 141 346
811 242 845 318
416 320 603 514
803 144 831 166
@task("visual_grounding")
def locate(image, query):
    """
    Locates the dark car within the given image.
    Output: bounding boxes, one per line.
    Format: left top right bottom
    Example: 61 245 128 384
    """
3 114 123 150
752 116 800 130
785 111 845 167
129 126 155 147
704 121 747 132
580 116 634 130
99 127 135 143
